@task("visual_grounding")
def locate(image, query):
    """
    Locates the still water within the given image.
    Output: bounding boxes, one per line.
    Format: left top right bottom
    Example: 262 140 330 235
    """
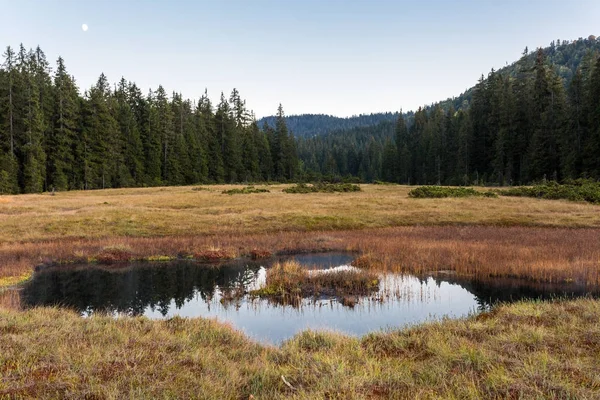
22 253 596 344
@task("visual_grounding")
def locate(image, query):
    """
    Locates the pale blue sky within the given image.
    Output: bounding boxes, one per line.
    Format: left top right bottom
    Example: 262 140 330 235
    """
2 0 599 117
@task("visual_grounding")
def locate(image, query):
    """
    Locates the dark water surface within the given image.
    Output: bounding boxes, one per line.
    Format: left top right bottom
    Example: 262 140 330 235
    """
22 253 598 344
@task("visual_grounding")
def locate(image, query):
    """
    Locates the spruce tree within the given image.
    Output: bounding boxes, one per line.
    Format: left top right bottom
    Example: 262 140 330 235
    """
48 57 78 190
197 91 223 183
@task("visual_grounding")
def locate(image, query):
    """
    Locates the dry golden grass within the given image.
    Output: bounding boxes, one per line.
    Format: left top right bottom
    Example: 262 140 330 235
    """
1 299 599 399
0 184 598 244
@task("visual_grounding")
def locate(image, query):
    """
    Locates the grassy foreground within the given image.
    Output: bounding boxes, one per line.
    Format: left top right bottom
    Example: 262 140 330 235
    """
2 184 600 398
1 299 599 399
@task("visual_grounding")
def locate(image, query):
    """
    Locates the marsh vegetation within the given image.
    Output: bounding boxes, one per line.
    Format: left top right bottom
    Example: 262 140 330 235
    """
2 184 600 398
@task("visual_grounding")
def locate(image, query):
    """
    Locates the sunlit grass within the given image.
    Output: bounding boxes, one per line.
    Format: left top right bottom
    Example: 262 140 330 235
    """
1 299 599 398
0 184 598 244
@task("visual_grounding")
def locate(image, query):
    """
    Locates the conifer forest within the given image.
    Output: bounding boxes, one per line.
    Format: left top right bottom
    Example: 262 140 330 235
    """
1 37 600 194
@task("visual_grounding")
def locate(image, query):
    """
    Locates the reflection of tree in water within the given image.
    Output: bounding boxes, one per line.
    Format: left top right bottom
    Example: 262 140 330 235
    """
429 274 600 311
22 261 263 316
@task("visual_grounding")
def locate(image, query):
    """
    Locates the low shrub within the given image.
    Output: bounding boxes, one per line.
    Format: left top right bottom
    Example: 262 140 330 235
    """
222 186 270 195
408 186 498 199
500 180 600 204
283 183 361 194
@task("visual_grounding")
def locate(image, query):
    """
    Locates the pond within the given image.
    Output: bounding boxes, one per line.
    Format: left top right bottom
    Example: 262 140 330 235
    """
21 252 598 344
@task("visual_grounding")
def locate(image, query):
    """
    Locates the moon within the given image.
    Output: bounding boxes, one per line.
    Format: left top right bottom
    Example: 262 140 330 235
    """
82 24 88 32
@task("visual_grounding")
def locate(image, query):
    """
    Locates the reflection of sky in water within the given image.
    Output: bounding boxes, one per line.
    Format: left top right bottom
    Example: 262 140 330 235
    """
143 269 479 344
24 252 598 345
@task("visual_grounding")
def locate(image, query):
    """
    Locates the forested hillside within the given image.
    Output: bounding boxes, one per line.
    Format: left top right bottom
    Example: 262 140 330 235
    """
301 36 600 185
0 45 299 194
257 112 399 138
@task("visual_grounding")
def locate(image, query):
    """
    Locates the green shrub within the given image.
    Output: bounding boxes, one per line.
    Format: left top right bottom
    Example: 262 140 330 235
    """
283 183 361 194
408 186 498 199
500 180 600 204
222 186 270 195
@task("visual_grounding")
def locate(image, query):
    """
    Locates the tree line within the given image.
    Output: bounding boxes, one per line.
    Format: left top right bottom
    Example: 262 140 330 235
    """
0 45 299 194
2 38 600 193
300 42 600 185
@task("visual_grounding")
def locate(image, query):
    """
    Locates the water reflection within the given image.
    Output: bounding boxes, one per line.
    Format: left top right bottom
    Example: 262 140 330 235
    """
22 253 599 344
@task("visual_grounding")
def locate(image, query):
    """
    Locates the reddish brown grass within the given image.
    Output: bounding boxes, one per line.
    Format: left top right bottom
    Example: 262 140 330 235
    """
193 248 235 262
1 226 599 287
249 248 273 260
96 246 135 264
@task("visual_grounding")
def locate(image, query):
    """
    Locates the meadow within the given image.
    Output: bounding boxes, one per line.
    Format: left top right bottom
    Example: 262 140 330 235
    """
1 184 600 398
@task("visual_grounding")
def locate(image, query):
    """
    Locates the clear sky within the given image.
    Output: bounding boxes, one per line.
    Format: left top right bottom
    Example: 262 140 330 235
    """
2 0 599 117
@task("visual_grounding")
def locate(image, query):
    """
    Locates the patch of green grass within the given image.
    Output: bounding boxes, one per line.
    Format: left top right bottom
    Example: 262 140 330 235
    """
408 186 498 198
222 186 270 195
500 180 600 204
144 255 176 262
0 272 32 288
283 183 362 193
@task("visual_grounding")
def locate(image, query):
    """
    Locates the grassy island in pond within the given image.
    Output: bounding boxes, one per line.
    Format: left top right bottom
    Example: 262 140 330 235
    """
250 260 379 301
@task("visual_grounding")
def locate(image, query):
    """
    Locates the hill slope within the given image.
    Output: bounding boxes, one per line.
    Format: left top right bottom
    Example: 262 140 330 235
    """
263 36 600 136
295 36 600 184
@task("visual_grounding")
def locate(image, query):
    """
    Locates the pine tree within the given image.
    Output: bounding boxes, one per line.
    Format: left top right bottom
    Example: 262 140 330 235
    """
197 91 223 183
381 139 398 182
215 92 240 182
21 49 46 193
81 73 119 189
584 55 600 177
395 112 410 183
143 89 164 185
48 57 78 190
529 49 564 181
241 119 260 182
456 110 473 185
562 69 585 178
256 121 273 181
154 86 176 184
0 46 19 193
114 78 142 186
